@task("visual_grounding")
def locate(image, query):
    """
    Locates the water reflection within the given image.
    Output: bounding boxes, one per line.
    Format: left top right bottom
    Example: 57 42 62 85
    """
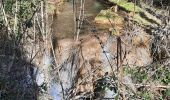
52 0 105 39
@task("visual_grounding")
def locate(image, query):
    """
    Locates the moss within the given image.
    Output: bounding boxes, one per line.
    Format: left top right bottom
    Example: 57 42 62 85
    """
119 2 142 12
133 14 151 25
47 4 56 14
95 9 124 35
109 0 142 12
97 9 116 18
109 0 128 4
108 0 162 25
95 9 124 23
133 12 161 25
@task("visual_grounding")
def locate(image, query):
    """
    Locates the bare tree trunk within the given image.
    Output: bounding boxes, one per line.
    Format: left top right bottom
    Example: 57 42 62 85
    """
14 0 18 34
1 2 12 35
37 1 52 99
41 1 45 39
76 0 85 41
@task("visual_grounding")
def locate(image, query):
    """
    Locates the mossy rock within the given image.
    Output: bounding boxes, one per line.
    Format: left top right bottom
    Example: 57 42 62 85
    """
95 9 124 36
95 9 124 25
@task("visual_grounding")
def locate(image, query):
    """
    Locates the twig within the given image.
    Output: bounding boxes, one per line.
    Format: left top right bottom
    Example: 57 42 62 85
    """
50 34 65 100
123 83 170 89
7 52 15 72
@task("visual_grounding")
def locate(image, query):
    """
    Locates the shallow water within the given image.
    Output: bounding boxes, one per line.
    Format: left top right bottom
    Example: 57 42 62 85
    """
52 0 105 39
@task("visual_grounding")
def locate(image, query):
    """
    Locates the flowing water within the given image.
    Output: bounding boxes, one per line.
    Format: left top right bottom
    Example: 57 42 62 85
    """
52 0 105 39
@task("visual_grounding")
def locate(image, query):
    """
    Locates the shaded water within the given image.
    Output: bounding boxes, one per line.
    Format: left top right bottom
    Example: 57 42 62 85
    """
52 0 105 39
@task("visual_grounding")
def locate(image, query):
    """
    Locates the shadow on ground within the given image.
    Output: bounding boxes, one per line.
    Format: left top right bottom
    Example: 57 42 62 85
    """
0 24 38 100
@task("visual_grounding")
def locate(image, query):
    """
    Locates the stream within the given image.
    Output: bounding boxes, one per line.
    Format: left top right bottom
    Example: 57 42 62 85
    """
52 0 106 39
49 0 106 99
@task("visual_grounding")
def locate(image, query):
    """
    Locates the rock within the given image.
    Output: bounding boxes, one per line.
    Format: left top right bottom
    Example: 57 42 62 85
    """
49 83 62 100
95 9 124 26
132 32 150 47
124 75 136 89
95 9 124 36
36 71 45 86
104 87 117 98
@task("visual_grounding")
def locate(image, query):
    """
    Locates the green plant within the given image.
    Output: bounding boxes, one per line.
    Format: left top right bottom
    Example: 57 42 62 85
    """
152 65 170 85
